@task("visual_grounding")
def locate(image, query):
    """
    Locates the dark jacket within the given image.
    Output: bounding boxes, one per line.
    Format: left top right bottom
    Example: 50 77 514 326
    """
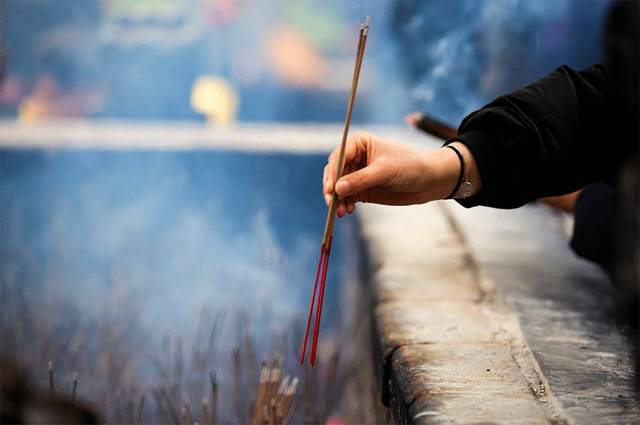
452 0 637 273
453 1 637 207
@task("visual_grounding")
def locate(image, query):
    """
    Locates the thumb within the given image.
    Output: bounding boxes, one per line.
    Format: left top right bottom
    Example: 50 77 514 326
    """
335 163 388 198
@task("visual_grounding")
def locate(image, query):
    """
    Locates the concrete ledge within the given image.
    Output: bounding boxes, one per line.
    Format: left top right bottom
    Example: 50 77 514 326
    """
446 203 640 424
0 120 429 152
359 202 570 424
392 343 551 424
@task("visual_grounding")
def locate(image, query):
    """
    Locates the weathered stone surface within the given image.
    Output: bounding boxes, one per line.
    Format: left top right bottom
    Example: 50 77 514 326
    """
394 344 551 424
375 301 500 359
447 203 640 424
358 199 637 424
372 264 478 304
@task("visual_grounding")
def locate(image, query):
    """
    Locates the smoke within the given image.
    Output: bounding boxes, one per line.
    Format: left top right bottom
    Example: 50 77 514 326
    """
0 149 352 356
0 0 612 416
389 0 608 125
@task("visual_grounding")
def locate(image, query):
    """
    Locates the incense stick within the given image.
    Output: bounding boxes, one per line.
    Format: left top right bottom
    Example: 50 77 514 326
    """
310 16 369 365
323 18 369 246
202 398 211 425
209 371 219 425
300 17 370 367
252 361 269 425
48 360 55 394
310 237 332 365
71 372 78 402
184 401 193 425
299 242 327 365
136 394 145 424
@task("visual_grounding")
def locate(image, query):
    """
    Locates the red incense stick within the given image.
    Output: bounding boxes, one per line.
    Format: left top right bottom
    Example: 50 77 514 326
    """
300 17 370 366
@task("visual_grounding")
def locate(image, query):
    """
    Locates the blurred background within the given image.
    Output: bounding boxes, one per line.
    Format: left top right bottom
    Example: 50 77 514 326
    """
0 0 610 423
0 0 607 125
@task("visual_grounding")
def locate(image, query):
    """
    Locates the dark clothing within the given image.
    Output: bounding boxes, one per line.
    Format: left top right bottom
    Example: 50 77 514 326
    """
450 0 638 385
451 0 638 276
571 182 616 272
453 0 638 210
454 63 636 209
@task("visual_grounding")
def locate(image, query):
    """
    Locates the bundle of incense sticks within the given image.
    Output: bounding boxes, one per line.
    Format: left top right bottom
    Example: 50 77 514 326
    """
251 359 299 425
300 17 370 367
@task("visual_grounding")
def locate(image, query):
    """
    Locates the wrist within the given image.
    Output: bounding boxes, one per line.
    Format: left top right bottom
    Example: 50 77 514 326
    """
449 142 481 196
421 147 462 200
428 142 482 200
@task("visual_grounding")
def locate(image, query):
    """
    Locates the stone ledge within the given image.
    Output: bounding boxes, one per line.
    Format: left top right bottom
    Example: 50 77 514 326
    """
392 343 551 425
358 202 570 424
0 120 432 152
446 203 640 424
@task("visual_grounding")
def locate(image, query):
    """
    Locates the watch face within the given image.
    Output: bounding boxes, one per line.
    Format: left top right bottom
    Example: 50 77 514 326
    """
458 181 474 198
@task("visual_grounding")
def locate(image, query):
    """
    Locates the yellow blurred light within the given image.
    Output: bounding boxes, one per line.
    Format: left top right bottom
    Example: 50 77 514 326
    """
190 76 239 126
18 98 48 123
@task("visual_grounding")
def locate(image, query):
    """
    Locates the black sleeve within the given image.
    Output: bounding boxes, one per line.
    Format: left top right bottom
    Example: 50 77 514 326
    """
450 64 624 209
570 182 616 272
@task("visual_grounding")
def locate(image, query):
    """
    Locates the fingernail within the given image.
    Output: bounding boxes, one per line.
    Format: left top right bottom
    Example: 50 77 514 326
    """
324 194 331 205
335 180 351 195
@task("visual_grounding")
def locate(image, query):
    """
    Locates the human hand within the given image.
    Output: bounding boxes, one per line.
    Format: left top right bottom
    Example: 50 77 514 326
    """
323 131 474 217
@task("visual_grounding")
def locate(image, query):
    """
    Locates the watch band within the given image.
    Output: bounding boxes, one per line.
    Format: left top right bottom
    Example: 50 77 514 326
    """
444 145 464 199
444 144 474 199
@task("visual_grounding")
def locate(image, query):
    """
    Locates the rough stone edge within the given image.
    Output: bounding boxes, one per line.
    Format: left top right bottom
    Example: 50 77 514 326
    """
360 201 574 424
435 201 572 425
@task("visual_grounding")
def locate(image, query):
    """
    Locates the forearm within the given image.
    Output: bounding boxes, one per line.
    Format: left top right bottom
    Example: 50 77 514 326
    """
452 65 617 209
